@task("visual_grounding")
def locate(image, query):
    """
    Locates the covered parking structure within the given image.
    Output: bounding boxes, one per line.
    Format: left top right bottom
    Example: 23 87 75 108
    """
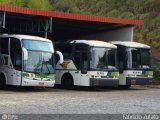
0 5 143 42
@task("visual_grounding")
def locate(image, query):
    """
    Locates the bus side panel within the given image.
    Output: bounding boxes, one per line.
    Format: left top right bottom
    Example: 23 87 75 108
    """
56 69 90 86
80 73 90 86
6 68 21 86
55 70 64 84
0 60 21 86
0 53 21 86
12 70 22 86
119 73 126 85
56 59 90 86
73 71 90 86
119 70 135 85
56 60 81 85
55 70 85 86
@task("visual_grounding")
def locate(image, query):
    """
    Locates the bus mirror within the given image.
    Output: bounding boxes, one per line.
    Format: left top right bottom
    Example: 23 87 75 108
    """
23 48 28 60
56 51 64 64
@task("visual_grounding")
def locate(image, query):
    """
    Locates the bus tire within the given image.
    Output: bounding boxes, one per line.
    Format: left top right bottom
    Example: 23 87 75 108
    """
0 73 6 88
61 74 74 89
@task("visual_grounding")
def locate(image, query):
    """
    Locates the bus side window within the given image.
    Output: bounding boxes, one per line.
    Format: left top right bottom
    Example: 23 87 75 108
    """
74 52 81 70
118 47 124 73
0 38 9 66
0 37 9 54
55 44 72 62
81 52 88 74
10 38 22 71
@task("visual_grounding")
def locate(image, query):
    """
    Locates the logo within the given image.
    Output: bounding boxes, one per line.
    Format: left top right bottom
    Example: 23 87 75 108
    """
29 73 35 79
16 72 19 77
2 114 8 120
60 60 70 69
31 73 34 78
1 114 18 120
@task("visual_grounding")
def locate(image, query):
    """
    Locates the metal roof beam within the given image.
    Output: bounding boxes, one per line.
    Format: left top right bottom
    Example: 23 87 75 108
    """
0 11 6 29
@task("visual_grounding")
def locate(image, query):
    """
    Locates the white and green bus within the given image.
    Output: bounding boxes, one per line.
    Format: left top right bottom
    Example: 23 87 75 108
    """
0 34 63 88
55 40 119 88
111 41 153 89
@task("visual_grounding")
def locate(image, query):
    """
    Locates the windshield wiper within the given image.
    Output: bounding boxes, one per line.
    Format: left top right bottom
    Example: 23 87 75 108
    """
42 56 51 74
34 56 43 74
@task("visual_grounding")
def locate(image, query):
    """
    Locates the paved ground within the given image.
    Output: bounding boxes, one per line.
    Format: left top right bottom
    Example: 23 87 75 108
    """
0 86 160 114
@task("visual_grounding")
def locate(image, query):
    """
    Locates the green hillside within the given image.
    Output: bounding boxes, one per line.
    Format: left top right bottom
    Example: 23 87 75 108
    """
51 0 160 62
0 0 160 47
50 0 160 47
0 0 52 10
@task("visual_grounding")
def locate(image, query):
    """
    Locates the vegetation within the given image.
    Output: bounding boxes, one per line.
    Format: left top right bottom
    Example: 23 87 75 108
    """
0 0 159 47
50 0 160 48
0 0 52 10
26 0 52 10
0 0 25 7
153 64 160 82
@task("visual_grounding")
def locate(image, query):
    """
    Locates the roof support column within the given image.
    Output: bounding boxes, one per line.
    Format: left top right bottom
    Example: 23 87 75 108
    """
38 17 52 38
0 11 6 29
130 27 134 41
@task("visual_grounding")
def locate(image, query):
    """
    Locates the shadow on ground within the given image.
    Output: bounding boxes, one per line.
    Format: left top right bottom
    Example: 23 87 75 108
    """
0 85 148 93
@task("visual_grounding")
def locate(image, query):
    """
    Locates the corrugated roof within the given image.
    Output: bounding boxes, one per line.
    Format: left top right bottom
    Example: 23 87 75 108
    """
0 5 144 26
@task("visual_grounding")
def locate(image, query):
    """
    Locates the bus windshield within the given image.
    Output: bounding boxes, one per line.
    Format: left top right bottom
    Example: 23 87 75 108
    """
22 39 55 74
126 48 150 69
90 47 117 70
22 39 53 52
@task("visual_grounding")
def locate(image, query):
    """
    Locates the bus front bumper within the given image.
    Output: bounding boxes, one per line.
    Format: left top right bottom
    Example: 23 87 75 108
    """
90 78 119 87
22 79 55 87
126 77 152 85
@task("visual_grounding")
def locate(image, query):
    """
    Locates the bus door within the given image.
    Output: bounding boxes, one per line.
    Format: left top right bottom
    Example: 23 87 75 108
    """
9 38 22 85
80 52 89 86
0 37 11 84
73 51 81 85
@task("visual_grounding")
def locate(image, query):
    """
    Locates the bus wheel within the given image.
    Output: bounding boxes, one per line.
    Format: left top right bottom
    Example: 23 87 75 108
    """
0 74 6 89
120 85 131 89
62 74 74 89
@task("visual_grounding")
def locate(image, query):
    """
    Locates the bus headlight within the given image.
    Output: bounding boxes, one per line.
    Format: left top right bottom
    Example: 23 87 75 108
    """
114 72 119 77
148 71 153 76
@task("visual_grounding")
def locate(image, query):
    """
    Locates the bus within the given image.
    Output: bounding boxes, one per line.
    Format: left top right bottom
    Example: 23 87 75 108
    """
110 41 153 89
0 34 63 88
55 40 119 88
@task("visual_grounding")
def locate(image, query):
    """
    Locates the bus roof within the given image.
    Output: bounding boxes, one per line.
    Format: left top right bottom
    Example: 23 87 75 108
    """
70 40 117 48
110 41 150 49
0 34 51 42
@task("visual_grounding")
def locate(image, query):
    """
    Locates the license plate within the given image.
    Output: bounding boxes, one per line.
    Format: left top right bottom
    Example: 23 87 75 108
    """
131 80 136 85
39 82 44 86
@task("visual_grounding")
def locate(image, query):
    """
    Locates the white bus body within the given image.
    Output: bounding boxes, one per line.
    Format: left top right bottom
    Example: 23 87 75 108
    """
55 40 119 88
0 34 63 87
110 41 153 88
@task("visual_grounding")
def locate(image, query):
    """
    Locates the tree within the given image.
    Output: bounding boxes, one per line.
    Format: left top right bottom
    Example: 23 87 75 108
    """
0 0 25 7
26 0 52 10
